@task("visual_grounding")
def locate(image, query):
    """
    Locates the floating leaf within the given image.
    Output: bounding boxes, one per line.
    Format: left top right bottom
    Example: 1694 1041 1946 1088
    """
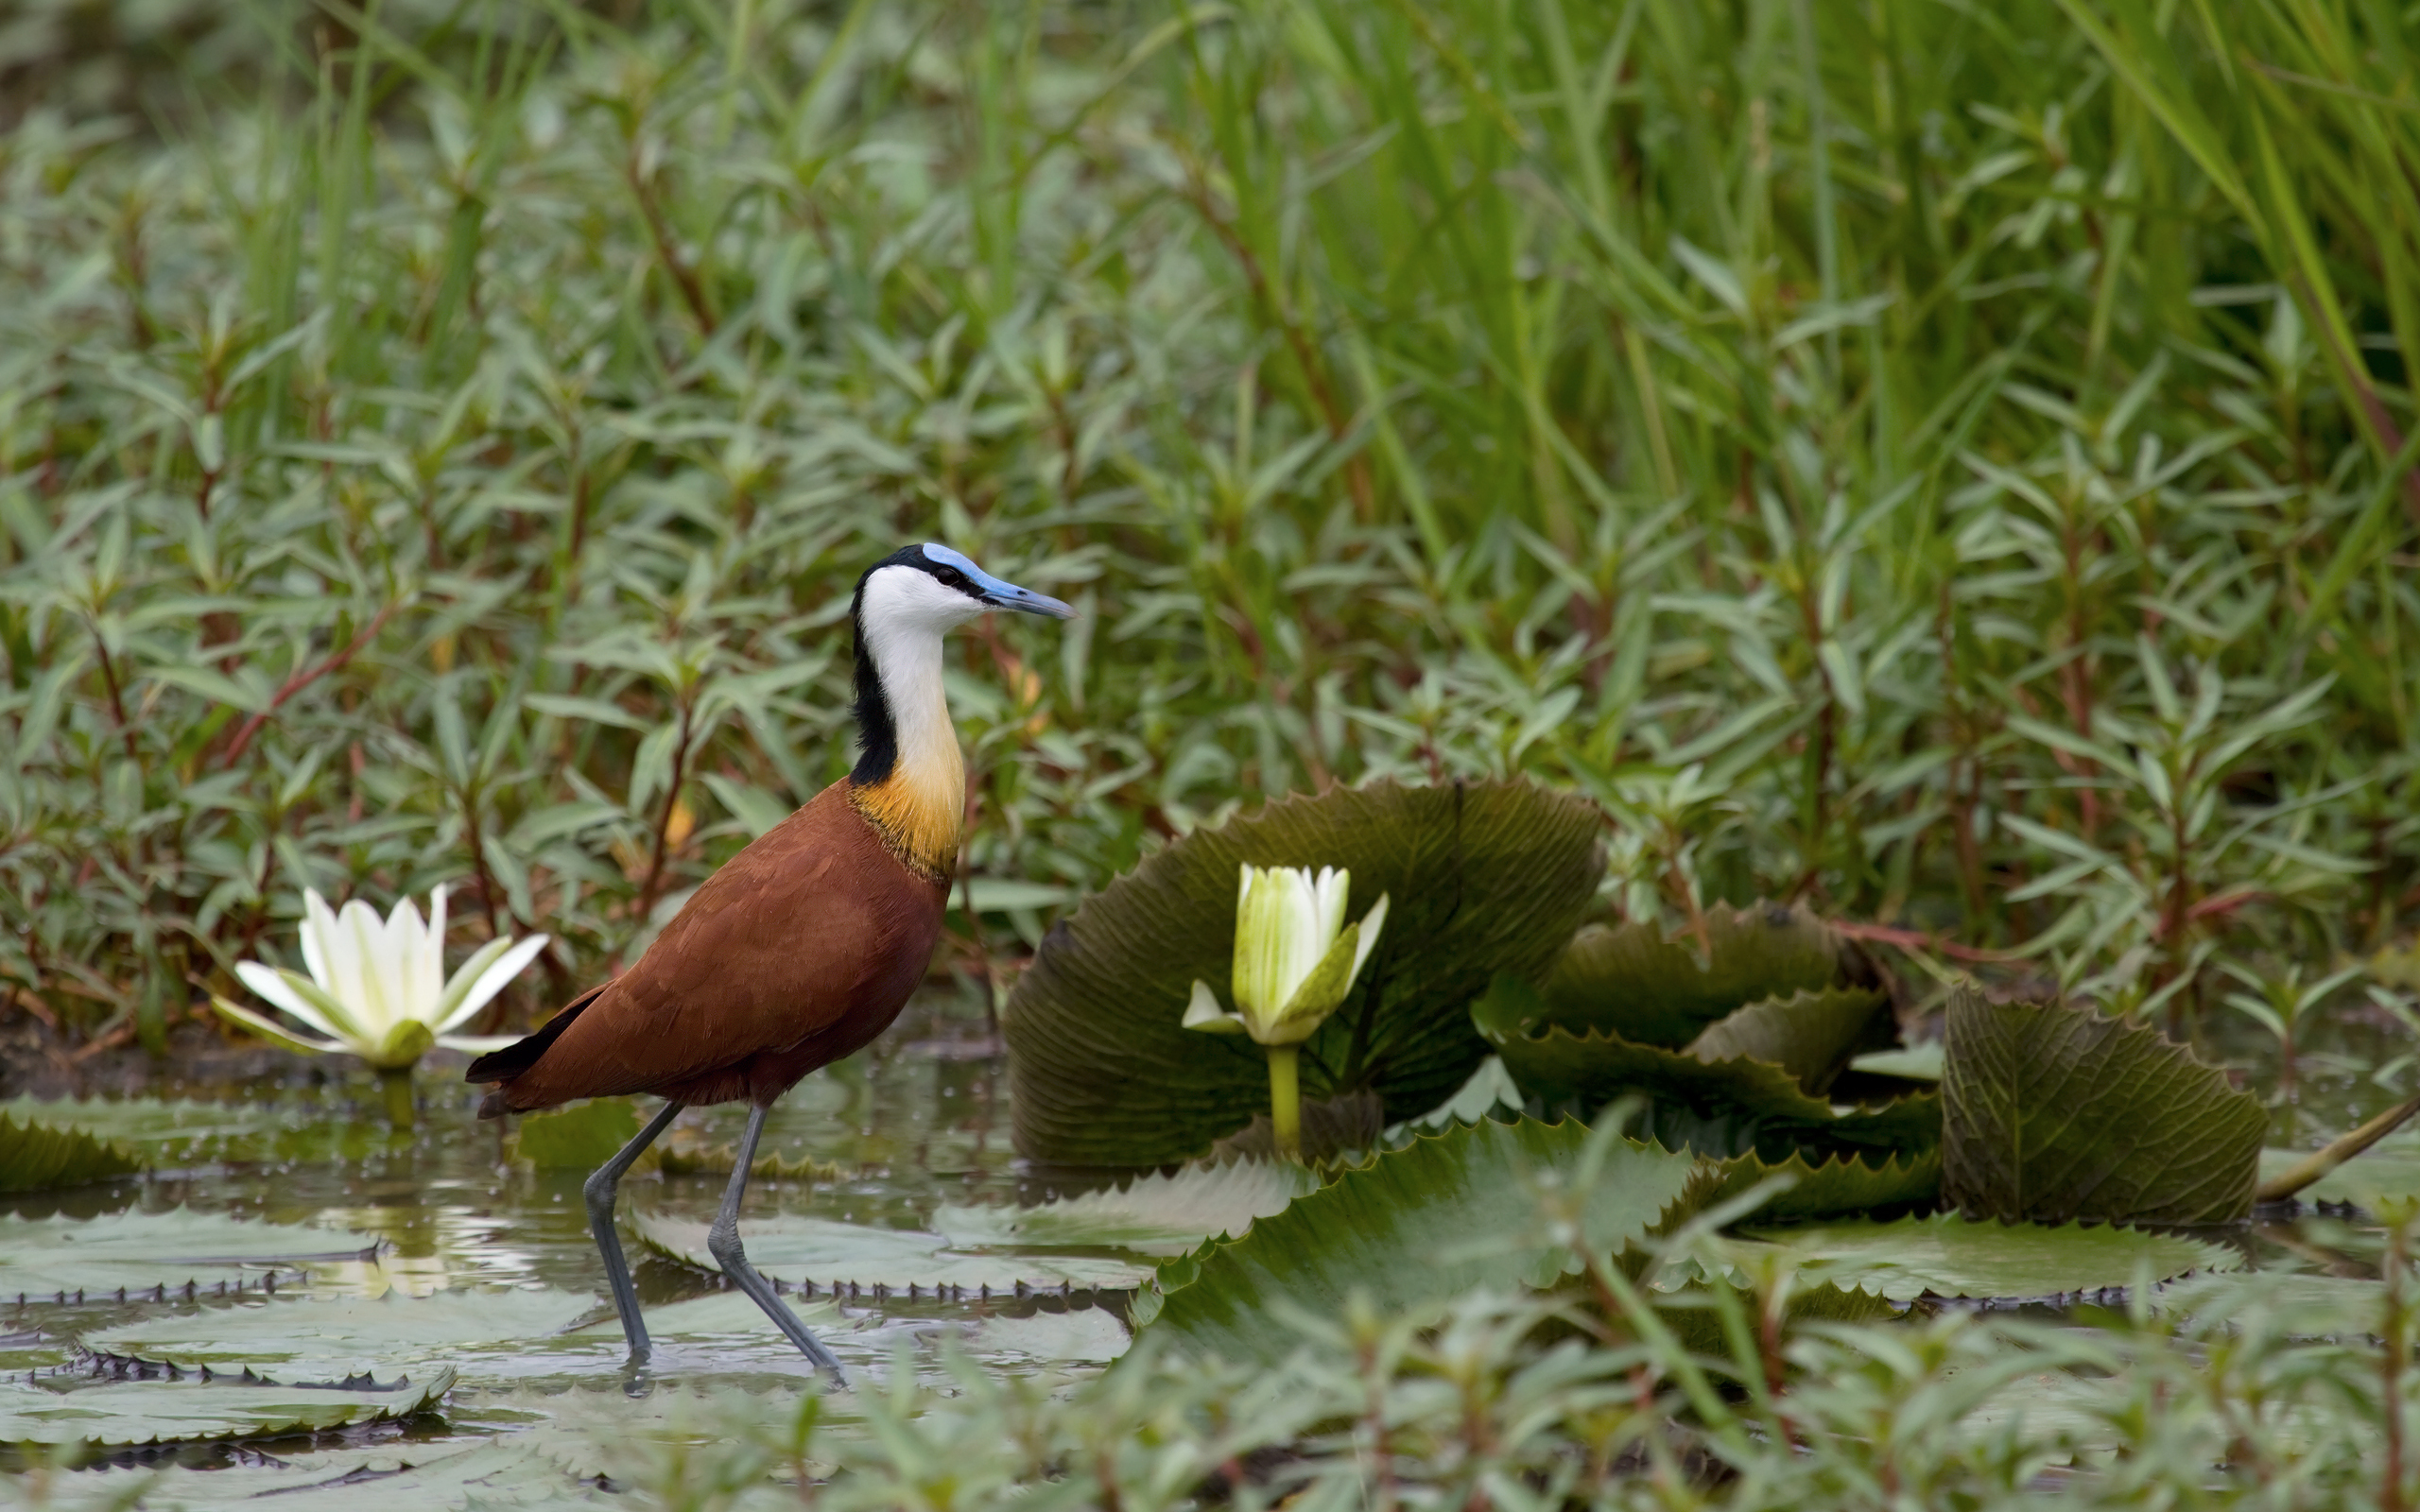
631 1211 1154 1292
1940 985 2266 1226
2258 1128 2420 1214
934 1160 1321 1256
0 1209 380 1298
0 1364 453 1448
0 1094 332 1165
1733 1214 2239 1301
96 1438 611 1509
1005 778 1605 1166
656 1140 844 1182
1710 1147 1943 1222
1539 905 1868 1050
82 1289 600 1373
1476 978 1937 1160
1133 1117 1705 1365
959 1307 1132 1365
1685 987 1892 1095
1849 1043 1945 1081
508 1097 642 1170
0 1110 146 1193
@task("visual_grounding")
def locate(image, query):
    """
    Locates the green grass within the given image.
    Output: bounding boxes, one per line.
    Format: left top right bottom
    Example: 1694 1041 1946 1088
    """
1 0 2415 1062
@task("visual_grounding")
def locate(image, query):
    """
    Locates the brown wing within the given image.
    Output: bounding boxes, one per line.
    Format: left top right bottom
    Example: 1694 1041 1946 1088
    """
489 780 945 1111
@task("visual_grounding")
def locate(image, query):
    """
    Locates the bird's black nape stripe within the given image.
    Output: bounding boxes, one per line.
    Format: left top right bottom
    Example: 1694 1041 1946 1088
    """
848 545 932 786
849 587 898 786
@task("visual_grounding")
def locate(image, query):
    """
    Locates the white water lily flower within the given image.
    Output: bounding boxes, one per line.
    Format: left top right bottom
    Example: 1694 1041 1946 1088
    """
211 885 549 1070
1184 865 1390 1047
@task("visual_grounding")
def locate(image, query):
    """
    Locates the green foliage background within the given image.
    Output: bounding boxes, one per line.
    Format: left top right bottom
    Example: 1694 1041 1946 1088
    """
3 0 2415 1045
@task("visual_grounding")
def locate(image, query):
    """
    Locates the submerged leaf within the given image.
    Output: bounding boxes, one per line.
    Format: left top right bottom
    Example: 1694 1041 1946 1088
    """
1940 985 2266 1226
0 1364 454 1448
0 1094 332 1165
0 1209 380 1297
1005 778 1605 1166
934 1160 1321 1256
1731 1214 2239 1300
631 1211 1154 1292
1133 1117 1705 1365
2258 1128 2420 1214
0 1110 147 1194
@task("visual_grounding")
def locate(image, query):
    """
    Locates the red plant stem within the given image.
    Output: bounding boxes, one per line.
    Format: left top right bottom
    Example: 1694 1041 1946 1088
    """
221 601 399 766
1828 919 2023 964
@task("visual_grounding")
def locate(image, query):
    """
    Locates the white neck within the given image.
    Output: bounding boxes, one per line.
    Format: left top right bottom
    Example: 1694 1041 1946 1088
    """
852 565 980 876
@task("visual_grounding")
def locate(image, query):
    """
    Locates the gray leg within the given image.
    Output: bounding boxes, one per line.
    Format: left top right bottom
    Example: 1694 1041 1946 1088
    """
708 1104 848 1388
584 1099 683 1362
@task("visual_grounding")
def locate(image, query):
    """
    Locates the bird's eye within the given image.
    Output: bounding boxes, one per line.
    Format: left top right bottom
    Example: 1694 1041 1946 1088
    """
936 567 964 586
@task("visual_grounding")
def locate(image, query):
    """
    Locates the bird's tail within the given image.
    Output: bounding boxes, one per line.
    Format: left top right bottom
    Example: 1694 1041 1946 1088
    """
464 982 607 1117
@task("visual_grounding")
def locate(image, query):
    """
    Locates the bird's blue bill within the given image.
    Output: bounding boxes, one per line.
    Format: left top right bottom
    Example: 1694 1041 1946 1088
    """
923 542 1077 618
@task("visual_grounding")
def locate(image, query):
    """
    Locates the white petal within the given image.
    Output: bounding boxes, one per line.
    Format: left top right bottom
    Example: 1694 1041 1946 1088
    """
300 889 341 993
234 961 351 1042
1275 867 1326 1008
1315 867 1351 944
441 934 550 1029
212 996 346 1056
1181 980 1248 1034
426 885 454 1023
389 895 436 1023
1347 893 1390 986
338 898 394 1034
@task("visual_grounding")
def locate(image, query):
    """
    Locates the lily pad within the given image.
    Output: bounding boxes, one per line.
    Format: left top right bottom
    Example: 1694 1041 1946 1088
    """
1005 778 1605 1166
630 1211 1155 1292
1132 1116 1706 1365
0 1110 146 1194
1685 986 1892 1095
1711 1147 1943 1222
0 1094 351 1165
1475 977 1938 1160
1941 985 2266 1226
508 1098 643 1170
0 1208 380 1298
0 1364 453 1448
934 1160 1321 1256
96 1438 614 1509
1539 905 1873 1050
2258 1129 2420 1214
1733 1214 2240 1301
82 1288 601 1373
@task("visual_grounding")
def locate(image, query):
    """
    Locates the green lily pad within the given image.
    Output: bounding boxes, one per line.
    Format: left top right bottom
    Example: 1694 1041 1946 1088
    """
1711 1146 1943 1222
0 1364 454 1448
1685 986 1892 1096
0 1209 380 1299
507 1097 644 1170
1132 1116 1706 1365
0 1110 146 1194
934 1160 1320 1256
1539 905 1870 1050
0 1094 352 1165
1005 778 1605 1167
1733 1214 2240 1300
82 1288 602 1373
1476 978 1938 1160
1941 985 2266 1226
630 1211 1154 1292
2259 1129 2420 1214
94 1438 615 1509
960 1307 1132 1364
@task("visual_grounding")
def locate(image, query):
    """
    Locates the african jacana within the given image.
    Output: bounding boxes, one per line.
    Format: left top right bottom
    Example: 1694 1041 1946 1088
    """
467 543 1073 1384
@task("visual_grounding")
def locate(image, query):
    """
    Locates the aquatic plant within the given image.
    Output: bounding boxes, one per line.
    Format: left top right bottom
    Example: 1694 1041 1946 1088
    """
210 885 546 1119
1184 863 1390 1160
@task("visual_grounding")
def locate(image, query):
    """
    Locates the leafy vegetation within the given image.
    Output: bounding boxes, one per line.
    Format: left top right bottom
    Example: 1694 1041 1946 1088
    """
9 0 2420 1501
7 0 2418 1062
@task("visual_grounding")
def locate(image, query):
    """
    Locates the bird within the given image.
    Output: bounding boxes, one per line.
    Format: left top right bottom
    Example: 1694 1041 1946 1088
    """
466 542 1073 1385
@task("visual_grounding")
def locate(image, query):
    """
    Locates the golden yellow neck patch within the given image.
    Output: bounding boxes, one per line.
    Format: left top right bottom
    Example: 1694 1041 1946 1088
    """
850 738 964 883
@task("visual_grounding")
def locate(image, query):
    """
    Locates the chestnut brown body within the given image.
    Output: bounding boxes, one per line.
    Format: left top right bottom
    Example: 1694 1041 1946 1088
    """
469 779 946 1114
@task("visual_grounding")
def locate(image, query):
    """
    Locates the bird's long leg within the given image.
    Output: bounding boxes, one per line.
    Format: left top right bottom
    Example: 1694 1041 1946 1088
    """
709 1103 849 1388
584 1098 683 1362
